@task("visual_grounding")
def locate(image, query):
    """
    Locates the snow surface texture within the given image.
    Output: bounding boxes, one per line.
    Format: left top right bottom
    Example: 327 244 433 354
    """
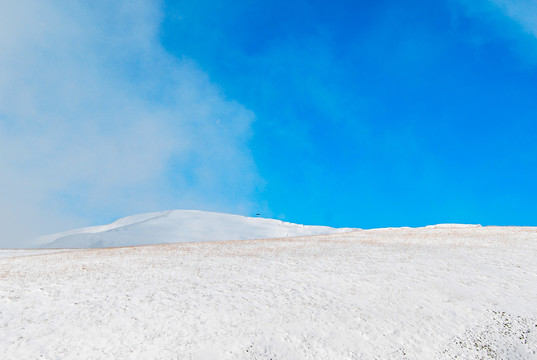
2 225 537 359
38 210 351 248
0 249 78 260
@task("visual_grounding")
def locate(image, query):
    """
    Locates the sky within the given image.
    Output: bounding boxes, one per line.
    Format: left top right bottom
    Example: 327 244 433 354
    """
1 0 537 247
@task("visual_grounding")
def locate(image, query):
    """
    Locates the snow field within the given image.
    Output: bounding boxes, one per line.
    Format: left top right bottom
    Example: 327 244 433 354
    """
1 226 537 359
0 249 78 259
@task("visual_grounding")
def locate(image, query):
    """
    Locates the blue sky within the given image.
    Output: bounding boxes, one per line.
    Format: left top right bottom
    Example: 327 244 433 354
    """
159 0 537 227
1 0 537 246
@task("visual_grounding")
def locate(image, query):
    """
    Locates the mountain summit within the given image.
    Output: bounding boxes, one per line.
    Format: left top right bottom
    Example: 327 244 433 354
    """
38 210 350 248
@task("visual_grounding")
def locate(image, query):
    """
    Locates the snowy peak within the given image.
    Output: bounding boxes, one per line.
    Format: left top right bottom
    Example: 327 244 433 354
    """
39 210 350 248
424 224 482 229
38 211 505 249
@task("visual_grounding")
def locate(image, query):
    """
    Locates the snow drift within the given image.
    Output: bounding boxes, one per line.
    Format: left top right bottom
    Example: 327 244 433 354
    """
38 210 351 248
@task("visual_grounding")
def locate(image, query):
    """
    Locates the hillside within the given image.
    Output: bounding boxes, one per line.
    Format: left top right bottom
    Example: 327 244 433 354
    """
2 225 537 359
38 210 351 248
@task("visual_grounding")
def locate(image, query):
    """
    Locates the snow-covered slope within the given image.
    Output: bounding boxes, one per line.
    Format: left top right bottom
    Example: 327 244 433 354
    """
2 225 537 359
38 210 351 248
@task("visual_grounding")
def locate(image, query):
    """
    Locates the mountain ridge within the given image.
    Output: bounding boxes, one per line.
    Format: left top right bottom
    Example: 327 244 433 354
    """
38 210 353 248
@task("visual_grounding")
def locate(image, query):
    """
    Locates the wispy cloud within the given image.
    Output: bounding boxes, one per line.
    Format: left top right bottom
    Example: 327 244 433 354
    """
0 0 259 247
489 0 537 37
453 0 537 60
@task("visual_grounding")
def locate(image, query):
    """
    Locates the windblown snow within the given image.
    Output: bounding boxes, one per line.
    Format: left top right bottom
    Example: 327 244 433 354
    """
37 210 350 248
1 220 537 359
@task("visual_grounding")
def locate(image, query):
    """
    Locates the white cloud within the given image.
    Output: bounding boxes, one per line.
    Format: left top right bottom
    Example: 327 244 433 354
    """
451 0 537 63
489 0 537 37
455 0 537 44
0 0 259 247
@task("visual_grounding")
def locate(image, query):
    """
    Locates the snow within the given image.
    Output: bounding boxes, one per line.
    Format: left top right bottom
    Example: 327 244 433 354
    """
0 249 78 260
37 210 351 248
424 223 482 229
2 225 537 359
